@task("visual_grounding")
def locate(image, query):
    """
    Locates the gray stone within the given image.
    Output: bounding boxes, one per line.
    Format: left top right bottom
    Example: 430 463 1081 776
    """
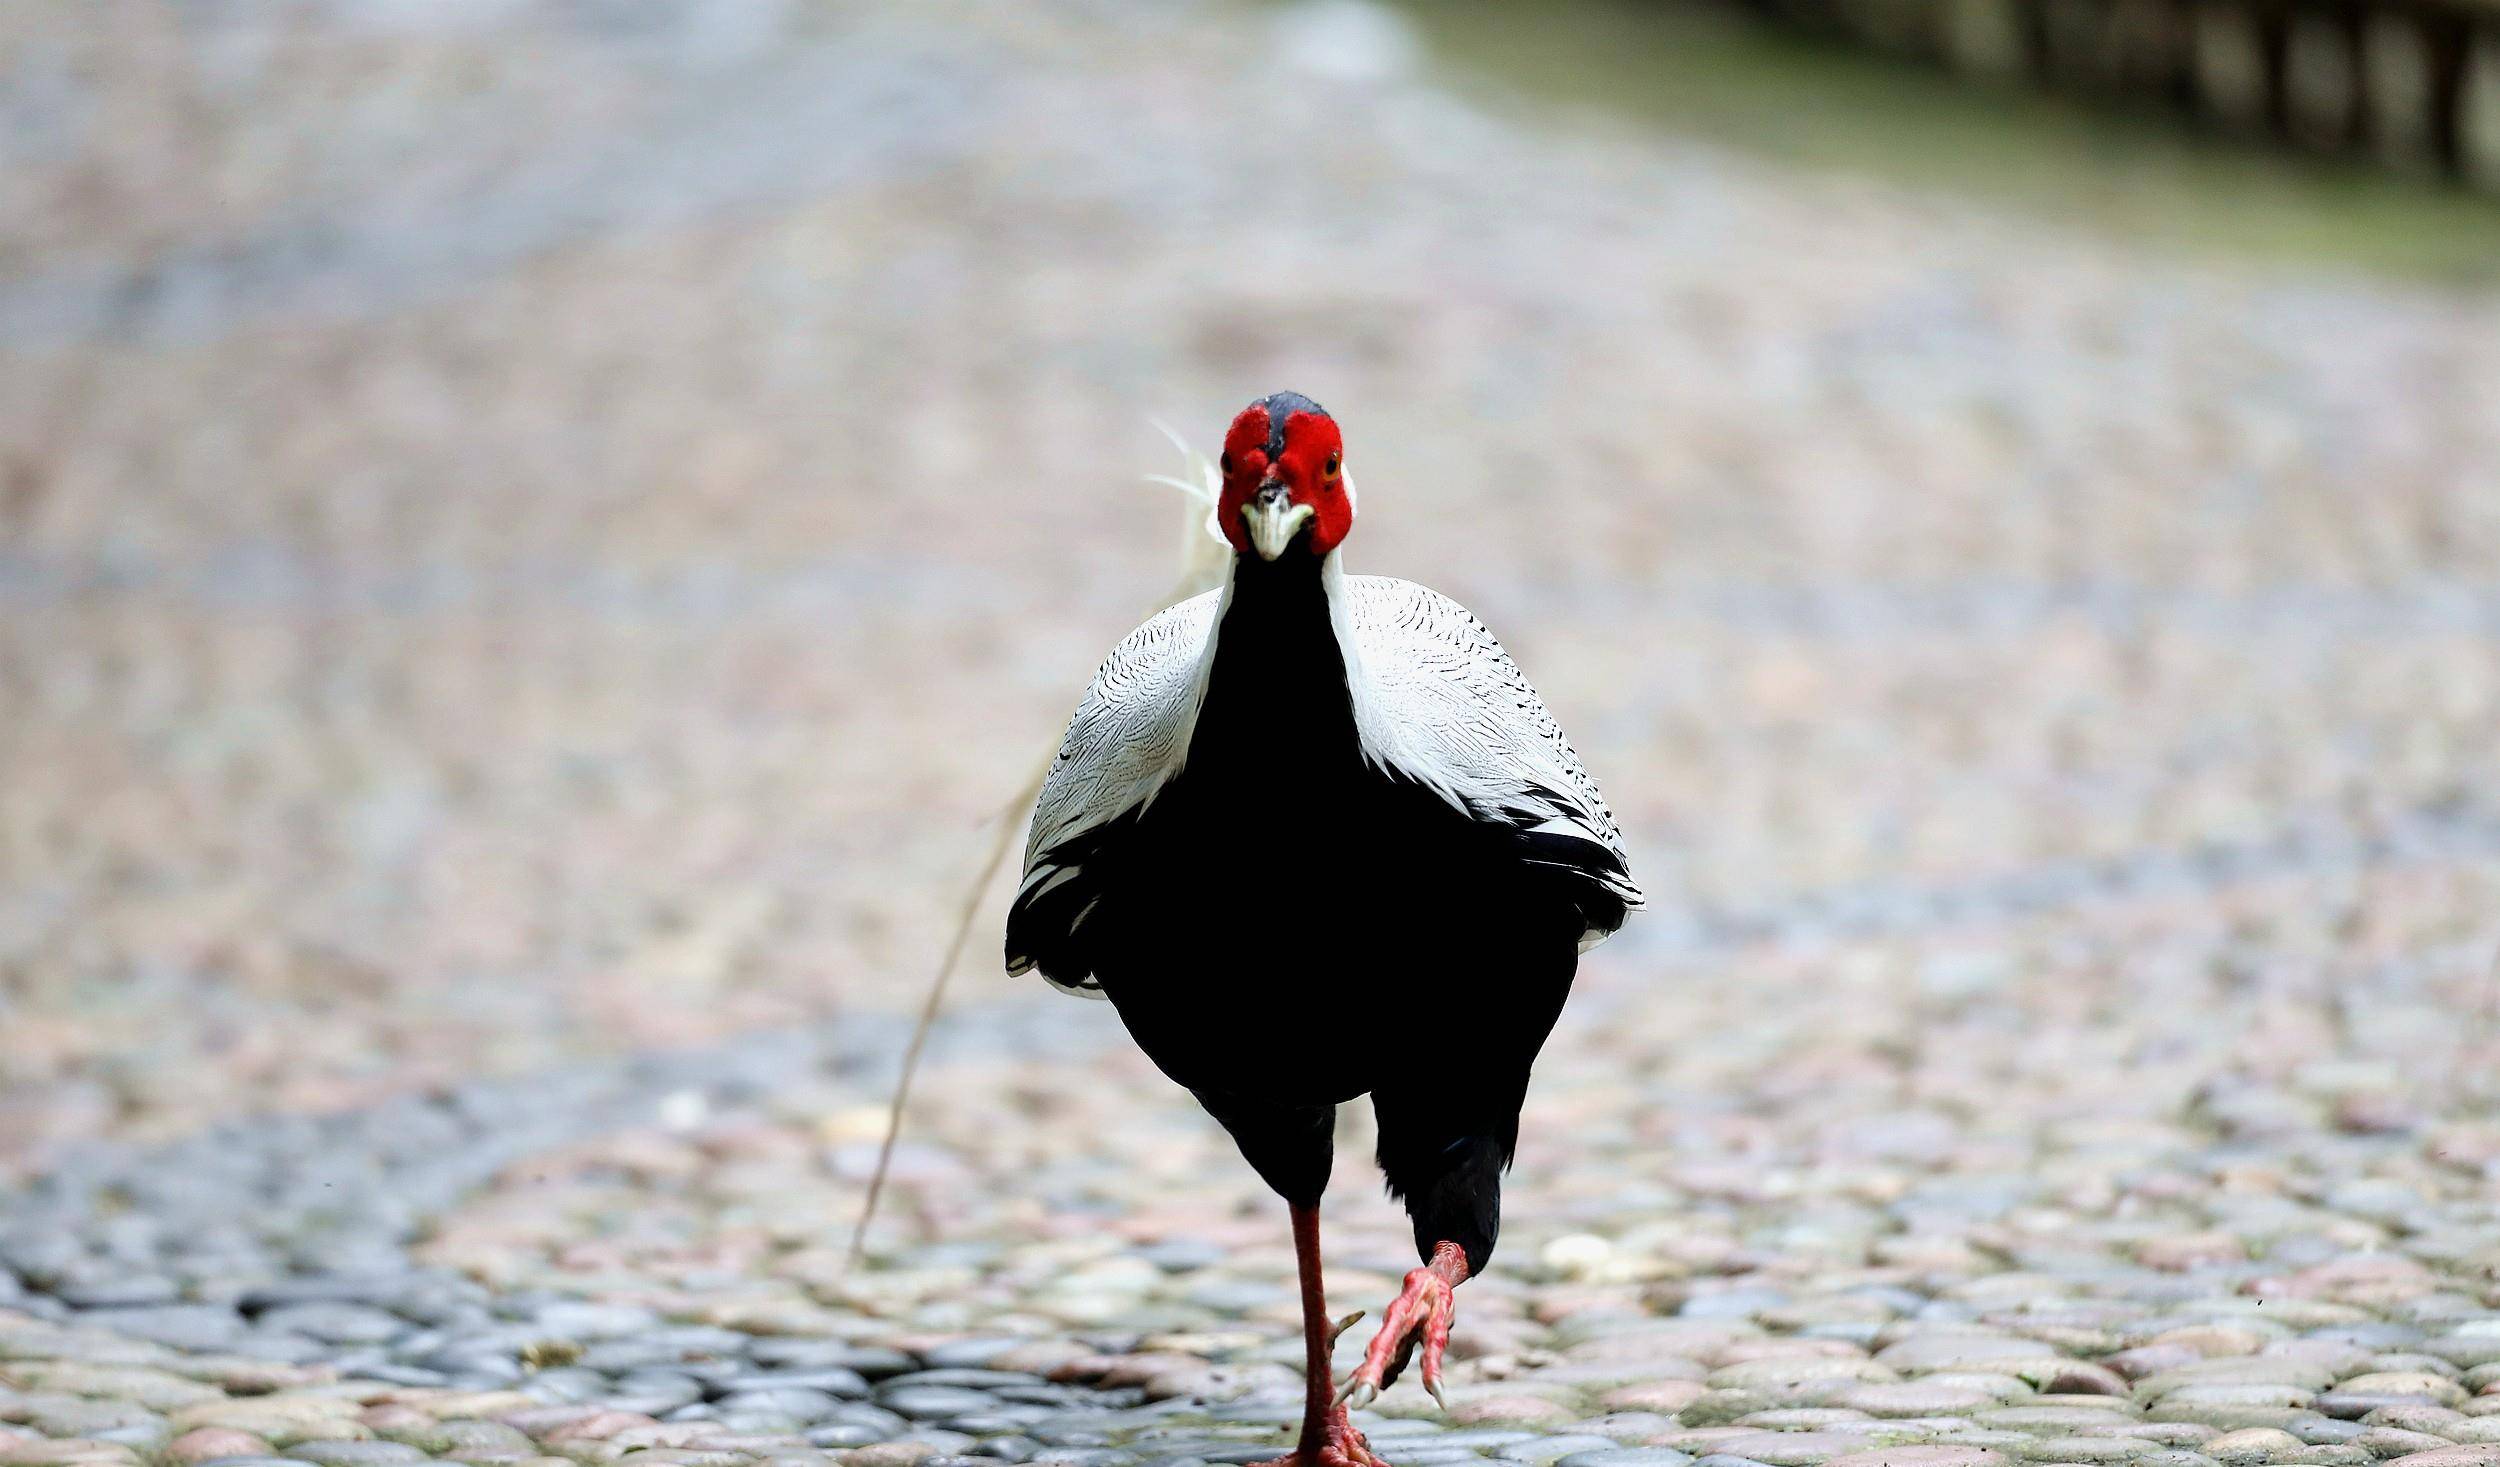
885 1387 1014 1420
1522 1441 1649 1466
2299 1425 2370 1446
419 1421 535 1458
353 1365 451 1389
55 1277 182 1309
757 1343 916 1379
607 1371 707 1416
28 1398 166 1437
824 1405 912 1435
254 1304 409 1345
716 1369 873 1399
283 1443 431 1467
238 1276 425 1314
712 1409 810 1433
2348 1429 2455 1458
576 1339 707 1373
78 1304 246 1350
950 1412 1060 1435
516 1367 609 1405
717 1389 848 1423
529 1302 661 1340
883 1371 1050 1392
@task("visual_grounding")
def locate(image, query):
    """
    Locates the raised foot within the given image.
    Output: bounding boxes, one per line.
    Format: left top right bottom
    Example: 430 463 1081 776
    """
1336 1241 1469 1411
1248 1403 1387 1467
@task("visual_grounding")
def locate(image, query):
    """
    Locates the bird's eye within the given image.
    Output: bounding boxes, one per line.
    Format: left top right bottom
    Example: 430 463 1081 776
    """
1324 451 1341 479
1220 452 1234 474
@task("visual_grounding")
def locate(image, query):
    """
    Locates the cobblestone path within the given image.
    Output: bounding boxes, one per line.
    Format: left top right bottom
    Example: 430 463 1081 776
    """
4 4 2499 1467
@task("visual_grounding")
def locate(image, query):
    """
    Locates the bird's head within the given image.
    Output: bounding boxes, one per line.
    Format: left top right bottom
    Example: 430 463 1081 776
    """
1216 391 1352 563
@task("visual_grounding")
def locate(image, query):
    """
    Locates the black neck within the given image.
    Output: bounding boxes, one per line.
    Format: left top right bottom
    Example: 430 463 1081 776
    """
1187 551 1362 780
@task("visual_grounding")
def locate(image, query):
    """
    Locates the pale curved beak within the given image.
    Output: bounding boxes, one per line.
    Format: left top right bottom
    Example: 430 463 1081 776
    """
1241 482 1314 560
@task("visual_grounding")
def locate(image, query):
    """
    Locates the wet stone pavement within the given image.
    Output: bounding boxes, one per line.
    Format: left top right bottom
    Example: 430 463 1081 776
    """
6 3 2500 1467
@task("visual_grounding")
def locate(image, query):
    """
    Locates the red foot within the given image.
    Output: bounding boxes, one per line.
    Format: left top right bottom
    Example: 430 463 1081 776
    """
1337 1240 1470 1411
1248 1402 1387 1467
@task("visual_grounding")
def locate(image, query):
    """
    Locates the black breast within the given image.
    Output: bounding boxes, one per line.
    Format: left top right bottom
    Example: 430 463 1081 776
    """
1066 555 1591 1104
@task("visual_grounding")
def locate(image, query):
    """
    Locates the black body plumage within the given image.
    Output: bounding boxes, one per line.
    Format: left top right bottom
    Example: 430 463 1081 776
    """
1006 546 1615 1272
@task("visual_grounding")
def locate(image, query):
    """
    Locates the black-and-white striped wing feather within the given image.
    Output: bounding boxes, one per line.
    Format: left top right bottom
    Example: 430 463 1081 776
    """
1342 576 1643 946
1009 570 1640 995
1007 591 1220 995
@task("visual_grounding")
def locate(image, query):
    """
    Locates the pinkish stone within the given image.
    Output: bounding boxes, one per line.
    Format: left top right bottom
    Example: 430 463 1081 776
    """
541 1413 664 1444
1448 1394 1576 1426
2135 1233 2246 1271
167 1432 273 1466
2105 1346 2203 1380
1824 1450 2012 1467
2385 1451 2500 1467
1708 1432 1865 1466
1601 1380 1707 1413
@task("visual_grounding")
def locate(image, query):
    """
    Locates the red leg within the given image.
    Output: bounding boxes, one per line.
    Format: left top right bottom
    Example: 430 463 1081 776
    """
1337 1240 1470 1411
1249 1203 1386 1467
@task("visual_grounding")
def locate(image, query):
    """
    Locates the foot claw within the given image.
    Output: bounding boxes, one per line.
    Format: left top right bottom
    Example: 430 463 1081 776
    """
1335 1378 1375 1410
1417 1296 1452 1409
1341 1245 1467 1414
1330 1310 1367 1346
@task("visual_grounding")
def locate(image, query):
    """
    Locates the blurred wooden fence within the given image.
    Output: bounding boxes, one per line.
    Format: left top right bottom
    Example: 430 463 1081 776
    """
1743 0 2500 186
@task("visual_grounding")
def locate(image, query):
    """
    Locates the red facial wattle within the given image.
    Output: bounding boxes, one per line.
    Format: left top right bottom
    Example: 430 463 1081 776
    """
1217 401 1353 560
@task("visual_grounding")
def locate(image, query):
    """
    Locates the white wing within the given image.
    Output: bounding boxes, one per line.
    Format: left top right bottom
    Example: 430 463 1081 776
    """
1006 591 1219 993
1343 575 1643 940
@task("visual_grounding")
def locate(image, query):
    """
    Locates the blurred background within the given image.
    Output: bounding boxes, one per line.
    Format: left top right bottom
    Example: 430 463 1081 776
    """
5 0 2500 1193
